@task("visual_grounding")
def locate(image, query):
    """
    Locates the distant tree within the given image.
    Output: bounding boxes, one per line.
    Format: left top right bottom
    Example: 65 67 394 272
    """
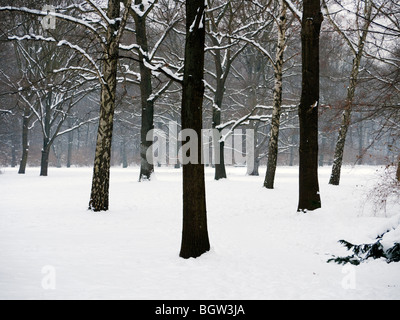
179 0 210 259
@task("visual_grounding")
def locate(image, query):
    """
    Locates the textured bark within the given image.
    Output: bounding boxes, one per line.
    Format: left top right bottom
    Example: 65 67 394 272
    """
329 0 373 186
133 0 155 181
18 110 29 174
264 0 287 189
297 0 323 212
89 0 120 212
179 0 210 259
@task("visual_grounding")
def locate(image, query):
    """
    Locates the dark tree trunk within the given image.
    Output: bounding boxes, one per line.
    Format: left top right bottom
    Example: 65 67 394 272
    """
121 135 128 168
40 92 52 177
396 156 400 183
212 77 227 181
89 0 120 212
179 0 210 259
18 108 30 174
297 0 323 212
40 144 50 177
133 1 155 181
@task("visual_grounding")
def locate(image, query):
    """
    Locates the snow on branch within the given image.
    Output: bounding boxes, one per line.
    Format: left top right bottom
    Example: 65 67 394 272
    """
283 0 302 22
131 0 158 18
8 35 104 84
0 6 103 39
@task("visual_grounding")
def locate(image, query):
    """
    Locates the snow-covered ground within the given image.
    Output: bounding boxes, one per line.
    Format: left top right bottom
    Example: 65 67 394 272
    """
0 165 399 300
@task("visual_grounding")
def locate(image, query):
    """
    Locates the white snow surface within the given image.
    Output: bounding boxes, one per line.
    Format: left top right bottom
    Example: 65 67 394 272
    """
0 166 399 300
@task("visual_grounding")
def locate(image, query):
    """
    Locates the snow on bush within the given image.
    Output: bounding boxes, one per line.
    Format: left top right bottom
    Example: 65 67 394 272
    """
328 214 400 265
363 165 400 217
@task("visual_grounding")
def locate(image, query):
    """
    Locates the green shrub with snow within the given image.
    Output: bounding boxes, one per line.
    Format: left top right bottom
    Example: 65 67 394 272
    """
328 216 400 265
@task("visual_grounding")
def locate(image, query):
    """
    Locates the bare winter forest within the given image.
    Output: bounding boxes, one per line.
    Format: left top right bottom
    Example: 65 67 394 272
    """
0 0 399 300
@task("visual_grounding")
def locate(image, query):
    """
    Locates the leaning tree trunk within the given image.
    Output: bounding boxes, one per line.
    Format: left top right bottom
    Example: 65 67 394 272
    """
297 0 323 212
133 2 155 181
179 0 210 259
264 0 287 189
89 0 120 212
329 0 372 186
18 109 30 174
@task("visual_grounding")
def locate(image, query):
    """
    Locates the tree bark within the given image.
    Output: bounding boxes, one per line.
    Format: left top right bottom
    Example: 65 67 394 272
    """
179 0 210 259
396 156 400 183
89 0 120 212
18 109 30 174
132 1 155 181
329 0 372 186
264 0 287 189
297 0 323 212
40 145 50 177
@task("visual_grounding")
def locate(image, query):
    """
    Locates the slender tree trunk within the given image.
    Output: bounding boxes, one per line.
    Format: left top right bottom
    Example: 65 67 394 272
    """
40 92 52 177
179 0 210 259
264 0 287 189
67 118 73 168
121 135 128 168
18 109 30 174
89 0 120 212
133 2 155 181
212 80 227 180
11 134 17 168
396 156 400 183
297 0 323 212
329 0 372 185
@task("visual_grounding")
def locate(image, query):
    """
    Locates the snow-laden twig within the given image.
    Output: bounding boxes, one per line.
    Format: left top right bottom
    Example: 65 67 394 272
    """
8 35 104 84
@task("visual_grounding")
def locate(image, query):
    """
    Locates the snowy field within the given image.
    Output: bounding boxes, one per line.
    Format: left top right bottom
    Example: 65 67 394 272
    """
0 165 399 300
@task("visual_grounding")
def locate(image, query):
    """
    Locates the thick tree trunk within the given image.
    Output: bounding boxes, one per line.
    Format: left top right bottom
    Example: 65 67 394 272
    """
329 0 372 186
18 108 30 174
297 0 323 212
264 0 287 189
133 2 155 181
89 0 120 212
179 0 210 259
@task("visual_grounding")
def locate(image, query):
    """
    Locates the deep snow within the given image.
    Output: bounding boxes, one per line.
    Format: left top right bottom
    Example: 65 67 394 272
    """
0 165 399 300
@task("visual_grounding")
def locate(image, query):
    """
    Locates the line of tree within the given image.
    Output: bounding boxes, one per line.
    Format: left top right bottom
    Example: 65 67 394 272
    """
0 0 399 257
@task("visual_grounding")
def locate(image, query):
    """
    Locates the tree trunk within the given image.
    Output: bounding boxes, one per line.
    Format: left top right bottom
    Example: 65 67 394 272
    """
11 134 17 168
67 119 73 168
396 156 400 183
40 143 50 177
297 0 323 212
89 0 120 212
121 135 128 168
329 0 372 186
212 76 227 180
18 110 30 174
133 2 155 181
264 0 287 189
179 0 210 259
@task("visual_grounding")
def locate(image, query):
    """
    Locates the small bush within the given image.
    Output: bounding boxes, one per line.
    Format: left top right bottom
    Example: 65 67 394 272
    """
363 165 400 217
328 220 400 265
